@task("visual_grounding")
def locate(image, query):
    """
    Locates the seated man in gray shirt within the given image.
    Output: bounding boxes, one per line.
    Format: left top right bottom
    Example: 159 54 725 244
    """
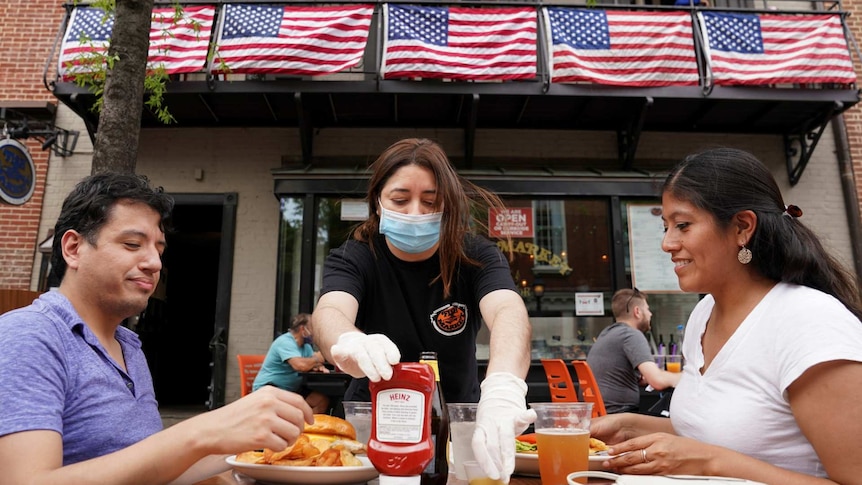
587 288 680 413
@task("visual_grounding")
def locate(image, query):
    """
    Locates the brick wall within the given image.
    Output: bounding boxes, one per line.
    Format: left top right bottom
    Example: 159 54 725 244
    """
0 0 65 290
843 0 862 242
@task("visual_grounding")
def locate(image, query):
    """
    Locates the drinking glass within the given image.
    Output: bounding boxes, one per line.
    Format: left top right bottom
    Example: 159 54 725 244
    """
463 460 504 485
342 401 372 444
666 354 682 373
447 403 478 480
531 402 593 485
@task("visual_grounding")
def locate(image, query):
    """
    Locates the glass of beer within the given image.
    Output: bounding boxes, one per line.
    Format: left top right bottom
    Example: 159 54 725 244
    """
531 402 593 485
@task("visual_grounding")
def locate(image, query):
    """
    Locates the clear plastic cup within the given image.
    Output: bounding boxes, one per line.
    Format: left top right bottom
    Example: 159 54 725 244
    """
342 401 372 444
666 354 683 373
531 402 593 485
447 403 478 480
463 460 504 485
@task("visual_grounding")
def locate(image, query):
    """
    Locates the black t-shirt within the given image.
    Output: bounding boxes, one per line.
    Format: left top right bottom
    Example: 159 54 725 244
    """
320 233 517 403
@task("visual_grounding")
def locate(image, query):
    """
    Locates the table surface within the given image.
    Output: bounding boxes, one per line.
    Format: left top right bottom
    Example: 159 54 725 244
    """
194 469 612 485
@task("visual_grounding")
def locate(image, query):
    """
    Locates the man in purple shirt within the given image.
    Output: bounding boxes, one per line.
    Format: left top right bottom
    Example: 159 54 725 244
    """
0 173 313 485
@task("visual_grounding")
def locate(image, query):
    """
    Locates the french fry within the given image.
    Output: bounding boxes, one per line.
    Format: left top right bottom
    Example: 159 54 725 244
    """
265 435 320 463
310 438 333 454
590 437 609 455
235 433 366 467
271 457 316 466
315 447 343 467
339 448 362 467
234 451 265 464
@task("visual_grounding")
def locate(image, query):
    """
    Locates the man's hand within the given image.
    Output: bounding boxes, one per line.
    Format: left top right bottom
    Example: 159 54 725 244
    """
472 372 536 483
329 332 401 381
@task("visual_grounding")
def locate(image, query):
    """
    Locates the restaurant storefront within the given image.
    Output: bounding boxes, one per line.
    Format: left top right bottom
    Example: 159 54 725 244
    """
30 118 856 407
26 0 862 406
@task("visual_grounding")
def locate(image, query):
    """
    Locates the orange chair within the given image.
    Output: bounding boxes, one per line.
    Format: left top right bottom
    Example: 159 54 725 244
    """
237 354 266 397
571 360 607 418
540 359 578 402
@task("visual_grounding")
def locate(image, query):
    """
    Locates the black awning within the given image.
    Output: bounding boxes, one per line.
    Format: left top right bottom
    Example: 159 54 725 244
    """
54 78 857 135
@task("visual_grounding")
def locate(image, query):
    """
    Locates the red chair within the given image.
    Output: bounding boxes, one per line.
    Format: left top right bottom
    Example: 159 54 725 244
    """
237 354 265 397
540 359 578 402
571 360 607 418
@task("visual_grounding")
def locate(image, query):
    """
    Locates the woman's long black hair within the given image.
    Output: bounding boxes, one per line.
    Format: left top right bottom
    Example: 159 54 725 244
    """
663 147 862 320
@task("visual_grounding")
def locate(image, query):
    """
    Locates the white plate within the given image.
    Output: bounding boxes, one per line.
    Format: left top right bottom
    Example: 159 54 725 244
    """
514 452 540 477
225 455 379 485
514 452 609 477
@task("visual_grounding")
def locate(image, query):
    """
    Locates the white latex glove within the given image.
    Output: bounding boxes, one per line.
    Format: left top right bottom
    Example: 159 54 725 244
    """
329 332 401 381
472 372 536 483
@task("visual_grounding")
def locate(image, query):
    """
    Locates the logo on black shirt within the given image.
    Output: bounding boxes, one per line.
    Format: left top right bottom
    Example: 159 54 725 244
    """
430 303 468 336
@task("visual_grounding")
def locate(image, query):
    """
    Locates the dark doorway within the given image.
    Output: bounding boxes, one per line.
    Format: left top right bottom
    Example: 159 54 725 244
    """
138 202 223 407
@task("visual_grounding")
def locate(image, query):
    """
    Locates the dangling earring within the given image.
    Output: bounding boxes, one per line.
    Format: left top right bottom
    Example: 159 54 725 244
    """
737 245 752 265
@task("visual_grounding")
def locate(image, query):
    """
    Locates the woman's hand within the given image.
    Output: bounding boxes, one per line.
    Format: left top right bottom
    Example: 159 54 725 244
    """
589 413 640 445
602 432 715 476
590 413 676 447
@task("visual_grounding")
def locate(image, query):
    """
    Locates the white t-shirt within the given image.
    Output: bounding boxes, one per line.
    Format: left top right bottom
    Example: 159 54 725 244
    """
670 282 862 477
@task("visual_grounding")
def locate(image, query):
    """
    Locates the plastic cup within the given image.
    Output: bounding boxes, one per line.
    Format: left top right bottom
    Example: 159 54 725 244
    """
531 402 593 485
448 403 478 478
666 354 682 373
447 403 478 480
463 460 504 485
342 401 372 444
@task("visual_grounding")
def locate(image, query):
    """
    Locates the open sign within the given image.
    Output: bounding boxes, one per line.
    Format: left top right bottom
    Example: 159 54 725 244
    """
488 208 533 238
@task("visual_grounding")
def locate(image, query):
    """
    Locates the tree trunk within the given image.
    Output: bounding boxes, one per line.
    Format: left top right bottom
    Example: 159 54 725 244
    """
91 0 154 174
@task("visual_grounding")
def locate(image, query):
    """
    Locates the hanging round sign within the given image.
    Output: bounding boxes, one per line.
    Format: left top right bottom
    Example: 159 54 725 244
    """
0 138 36 205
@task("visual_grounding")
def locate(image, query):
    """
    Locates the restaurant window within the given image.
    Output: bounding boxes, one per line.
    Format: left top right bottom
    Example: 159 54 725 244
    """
275 197 305 335
313 197 363 305
478 197 614 361
275 195 364 335
533 200 568 273
274 187 703 360
620 199 702 352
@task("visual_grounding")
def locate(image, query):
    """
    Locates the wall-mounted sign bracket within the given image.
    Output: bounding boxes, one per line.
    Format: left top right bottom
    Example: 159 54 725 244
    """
0 106 79 157
617 96 653 169
784 101 841 186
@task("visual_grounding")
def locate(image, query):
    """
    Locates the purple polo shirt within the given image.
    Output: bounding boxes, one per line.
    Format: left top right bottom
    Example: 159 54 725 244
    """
0 290 162 465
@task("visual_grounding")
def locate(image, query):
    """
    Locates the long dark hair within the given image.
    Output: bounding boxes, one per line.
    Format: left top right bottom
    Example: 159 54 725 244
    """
662 147 862 319
354 138 509 298
51 172 174 282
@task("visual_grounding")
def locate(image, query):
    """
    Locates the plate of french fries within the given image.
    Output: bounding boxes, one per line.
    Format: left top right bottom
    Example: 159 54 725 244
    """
226 433 378 484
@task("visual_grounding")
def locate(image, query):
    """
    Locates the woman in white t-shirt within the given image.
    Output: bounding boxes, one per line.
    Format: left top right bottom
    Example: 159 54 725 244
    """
591 148 862 484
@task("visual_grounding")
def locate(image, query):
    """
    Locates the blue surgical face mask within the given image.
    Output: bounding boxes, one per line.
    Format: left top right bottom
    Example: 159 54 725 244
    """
379 204 443 254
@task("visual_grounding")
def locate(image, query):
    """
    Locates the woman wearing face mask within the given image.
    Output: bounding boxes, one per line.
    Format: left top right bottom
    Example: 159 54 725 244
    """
254 313 330 413
312 138 534 483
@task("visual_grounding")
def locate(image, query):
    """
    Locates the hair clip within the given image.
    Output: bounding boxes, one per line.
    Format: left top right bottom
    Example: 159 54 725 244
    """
784 205 803 218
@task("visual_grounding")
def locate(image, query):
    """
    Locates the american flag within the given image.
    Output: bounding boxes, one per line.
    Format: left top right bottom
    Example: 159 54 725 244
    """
58 6 215 79
211 4 374 76
545 8 699 87
382 4 537 81
698 12 855 86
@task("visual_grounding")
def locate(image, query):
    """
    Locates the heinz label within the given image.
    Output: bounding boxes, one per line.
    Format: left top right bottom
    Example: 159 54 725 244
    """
375 388 426 443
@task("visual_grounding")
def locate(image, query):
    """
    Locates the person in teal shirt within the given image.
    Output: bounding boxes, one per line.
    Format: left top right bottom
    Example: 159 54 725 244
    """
254 314 330 413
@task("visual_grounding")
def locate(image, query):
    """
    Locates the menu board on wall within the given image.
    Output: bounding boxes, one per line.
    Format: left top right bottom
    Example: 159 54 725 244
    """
627 204 681 293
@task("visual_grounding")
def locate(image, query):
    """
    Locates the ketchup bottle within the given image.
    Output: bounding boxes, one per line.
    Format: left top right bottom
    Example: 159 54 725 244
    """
368 362 435 485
